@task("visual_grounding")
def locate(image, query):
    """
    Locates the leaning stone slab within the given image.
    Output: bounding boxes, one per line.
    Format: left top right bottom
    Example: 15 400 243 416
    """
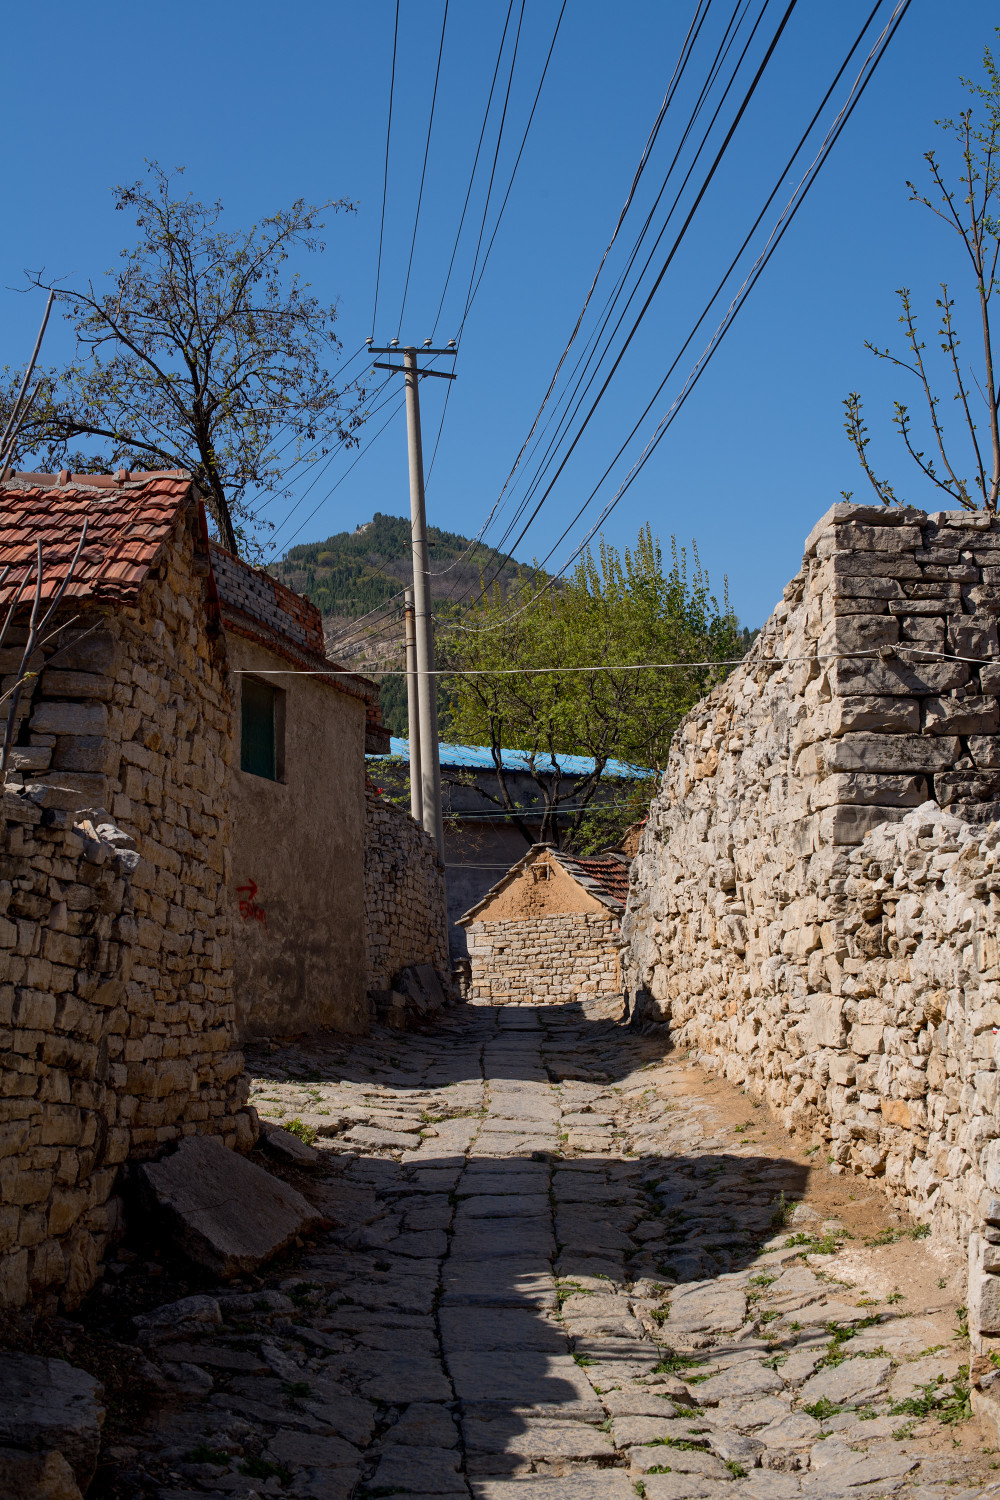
0 1447 83 1500
0 1355 104 1488
139 1133 323 1275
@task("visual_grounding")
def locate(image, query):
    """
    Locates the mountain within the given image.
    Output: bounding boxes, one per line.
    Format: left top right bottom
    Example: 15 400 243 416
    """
269 513 536 735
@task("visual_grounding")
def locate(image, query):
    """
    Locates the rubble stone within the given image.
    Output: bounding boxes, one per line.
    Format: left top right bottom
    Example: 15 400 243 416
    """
0 1353 103 1487
365 786 449 1002
623 503 1000 1348
0 1447 83 1500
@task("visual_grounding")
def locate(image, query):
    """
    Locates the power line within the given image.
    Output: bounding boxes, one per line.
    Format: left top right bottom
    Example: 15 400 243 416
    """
372 0 401 339
429 1 517 341
454 2 526 337
397 0 451 338
231 637 981 679
451 0 911 635
479 0 758 568
456 0 568 339
440 0 765 612
260 374 396 544
464 0 715 553
489 0 798 577
265 392 406 558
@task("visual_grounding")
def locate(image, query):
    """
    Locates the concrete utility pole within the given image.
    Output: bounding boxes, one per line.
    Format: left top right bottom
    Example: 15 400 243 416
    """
403 586 422 825
369 340 456 855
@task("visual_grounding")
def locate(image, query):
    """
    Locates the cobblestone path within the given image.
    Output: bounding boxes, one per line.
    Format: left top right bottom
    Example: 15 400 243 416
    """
110 1003 999 1500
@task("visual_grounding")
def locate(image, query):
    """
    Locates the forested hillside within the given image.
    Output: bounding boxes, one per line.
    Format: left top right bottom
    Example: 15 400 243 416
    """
270 513 535 735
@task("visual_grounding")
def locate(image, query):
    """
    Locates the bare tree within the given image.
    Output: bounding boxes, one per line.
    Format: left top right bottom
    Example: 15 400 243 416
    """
845 38 1000 513
0 529 89 778
0 163 364 555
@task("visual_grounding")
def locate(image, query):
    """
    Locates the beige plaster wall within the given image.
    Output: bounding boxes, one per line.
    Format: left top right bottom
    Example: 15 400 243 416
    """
228 636 368 1037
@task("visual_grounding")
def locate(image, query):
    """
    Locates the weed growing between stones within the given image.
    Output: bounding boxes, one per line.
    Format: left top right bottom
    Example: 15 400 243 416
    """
283 1117 317 1145
889 1371 972 1426
652 1350 708 1376
819 1316 883 1367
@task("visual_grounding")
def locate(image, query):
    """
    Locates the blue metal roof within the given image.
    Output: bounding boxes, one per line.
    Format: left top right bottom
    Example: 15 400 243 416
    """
369 737 654 780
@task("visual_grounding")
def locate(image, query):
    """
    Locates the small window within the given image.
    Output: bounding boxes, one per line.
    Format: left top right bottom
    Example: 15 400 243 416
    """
241 677 282 780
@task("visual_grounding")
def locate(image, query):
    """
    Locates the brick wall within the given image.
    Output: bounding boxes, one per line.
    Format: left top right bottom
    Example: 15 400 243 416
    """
465 912 622 1005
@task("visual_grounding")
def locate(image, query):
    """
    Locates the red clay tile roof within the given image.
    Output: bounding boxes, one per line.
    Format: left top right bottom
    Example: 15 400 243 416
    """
0 470 193 606
567 853 631 908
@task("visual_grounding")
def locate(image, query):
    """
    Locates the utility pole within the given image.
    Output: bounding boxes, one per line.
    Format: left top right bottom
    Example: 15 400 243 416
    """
369 340 456 855
403 586 422 825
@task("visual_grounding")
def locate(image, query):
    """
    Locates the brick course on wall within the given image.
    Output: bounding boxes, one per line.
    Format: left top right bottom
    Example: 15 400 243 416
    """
0 488 254 1310
365 786 449 994
465 911 621 1005
622 501 1000 1350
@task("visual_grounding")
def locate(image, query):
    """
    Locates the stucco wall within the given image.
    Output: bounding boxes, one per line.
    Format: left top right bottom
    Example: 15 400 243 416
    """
465 912 622 1005
228 635 368 1038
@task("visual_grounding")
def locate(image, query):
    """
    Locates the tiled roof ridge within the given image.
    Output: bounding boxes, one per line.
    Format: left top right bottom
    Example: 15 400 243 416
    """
2 468 189 490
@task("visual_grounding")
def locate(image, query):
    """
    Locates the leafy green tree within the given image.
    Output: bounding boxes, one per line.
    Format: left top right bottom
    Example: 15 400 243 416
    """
441 526 745 852
844 37 1000 512
0 163 361 554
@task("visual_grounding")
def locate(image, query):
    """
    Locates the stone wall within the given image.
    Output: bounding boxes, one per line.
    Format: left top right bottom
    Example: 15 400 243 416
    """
464 912 622 1005
0 498 254 1309
622 501 1000 1348
365 785 449 995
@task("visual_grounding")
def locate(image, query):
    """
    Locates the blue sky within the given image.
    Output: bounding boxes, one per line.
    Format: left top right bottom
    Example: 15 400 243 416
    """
2 1 998 627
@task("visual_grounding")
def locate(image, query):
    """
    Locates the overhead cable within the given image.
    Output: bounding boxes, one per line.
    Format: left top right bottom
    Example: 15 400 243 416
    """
398 0 451 337
372 0 401 339
453 0 911 634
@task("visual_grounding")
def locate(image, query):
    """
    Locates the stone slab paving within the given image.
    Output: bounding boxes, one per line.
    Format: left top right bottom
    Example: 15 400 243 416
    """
99 1001 1000 1499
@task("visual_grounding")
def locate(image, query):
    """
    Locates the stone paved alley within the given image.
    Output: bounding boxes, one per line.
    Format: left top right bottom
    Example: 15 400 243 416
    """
95 1002 1000 1500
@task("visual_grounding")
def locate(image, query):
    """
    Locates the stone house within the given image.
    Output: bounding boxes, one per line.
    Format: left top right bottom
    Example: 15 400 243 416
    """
458 843 629 1006
370 736 651 955
0 468 253 1307
208 542 389 1038
0 468 404 1308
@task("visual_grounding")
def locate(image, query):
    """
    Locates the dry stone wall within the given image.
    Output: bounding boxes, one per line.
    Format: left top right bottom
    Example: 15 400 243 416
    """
365 785 449 996
0 506 255 1310
622 501 1000 1350
464 912 622 1005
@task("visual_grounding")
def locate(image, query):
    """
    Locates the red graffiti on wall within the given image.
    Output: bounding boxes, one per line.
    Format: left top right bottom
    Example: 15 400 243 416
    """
237 879 267 927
